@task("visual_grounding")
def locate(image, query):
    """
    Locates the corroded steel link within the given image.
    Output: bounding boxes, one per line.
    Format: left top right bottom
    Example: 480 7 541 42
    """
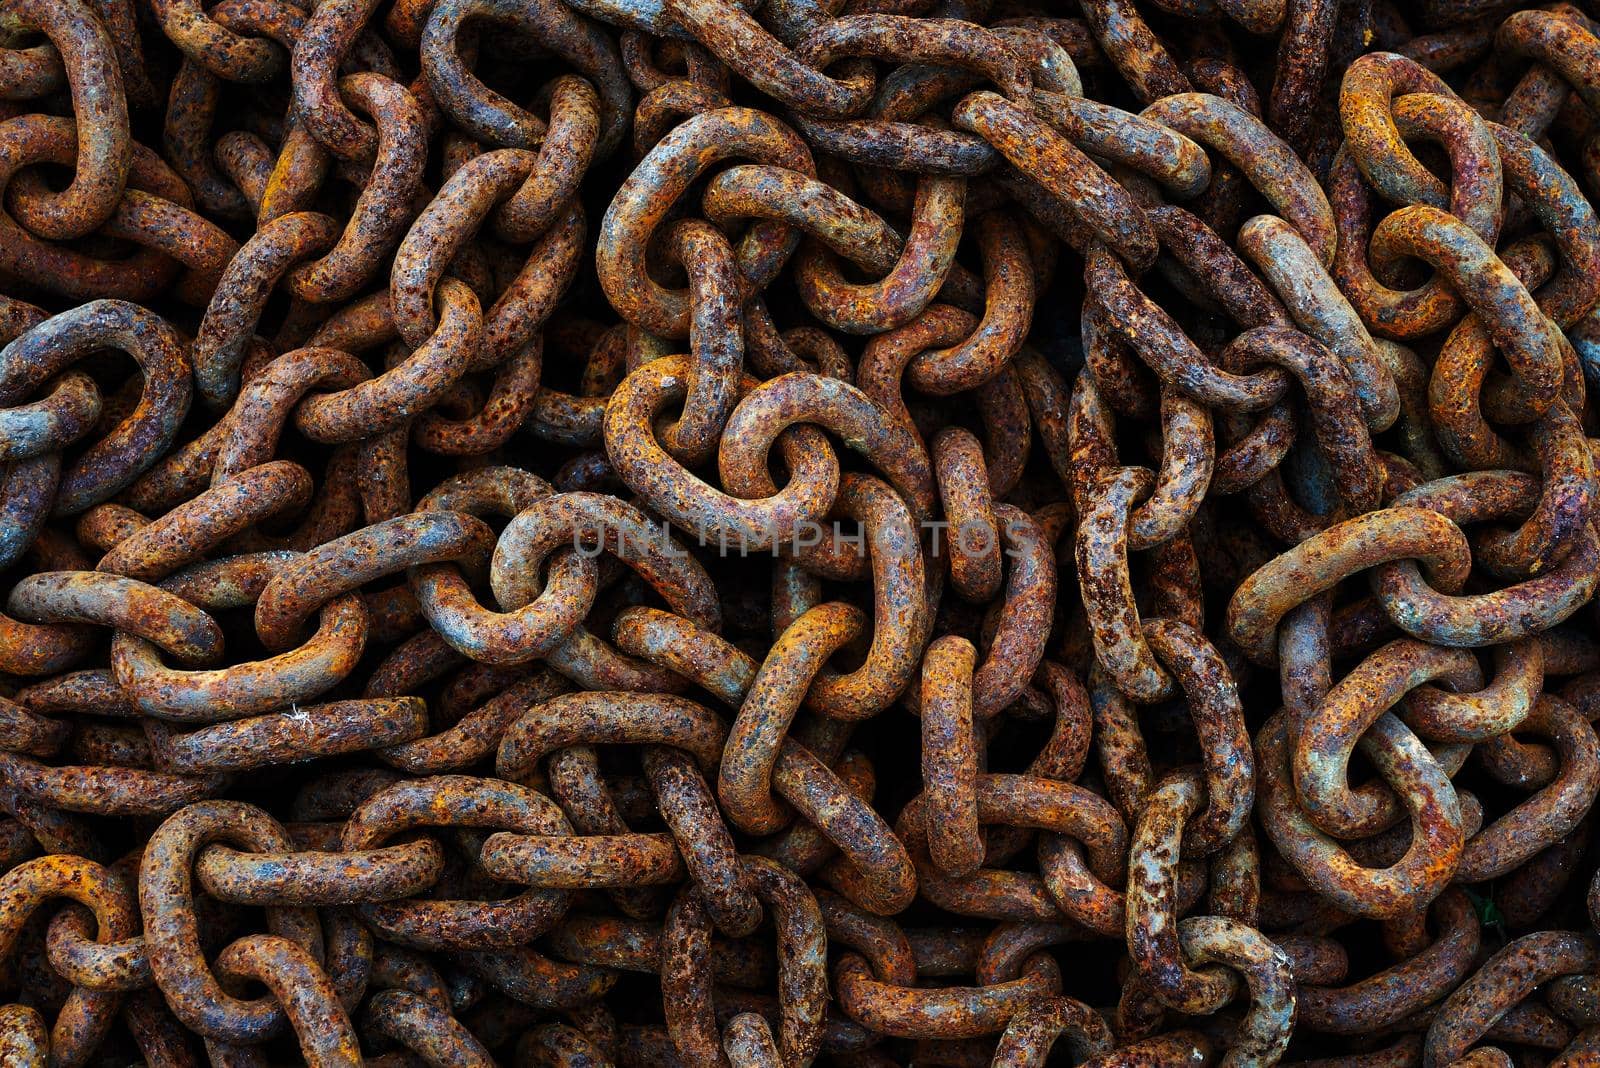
719 372 935 522
1294 638 1479 838
1075 0 1190 104
1427 238 1557 471
294 277 484 443
375 665 567 776
523 320 620 447
1369 205 1566 420
1258 710 1463 918
212 934 361 1066
0 855 140 1028
634 77 733 156
420 0 629 158
45 900 149 993
1426 931 1600 1067
389 148 553 354
787 107 997 177
0 118 182 302
496 691 725 785
0 749 209 816
1297 887 1479 1033
1068 376 1214 549
412 334 545 456
1220 326 1381 518
1266 0 1335 152
1227 507 1471 664
1332 94 1505 340
1077 468 1173 702
195 836 444 906
920 634 980 879
796 16 1035 101
489 491 719 689
853 299 976 428
721 1011 780 1066
661 857 826 1065
162 85 238 220
94 461 312 581
904 211 1036 395
611 606 759 706
410 470 599 666
364 989 495 1066
905 773 1131 928
1401 636 1542 744
135 346 364 508
835 945 1062 1038
0 372 100 466
480 827 685 888
654 218 743 464
287 0 387 164
1373 521 1600 646
981 365 1034 497
642 743 764 935
1142 620 1253 856
663 0 873 116
1141 93 1336 265
780 475 931 718
934 426 1001 602
0 28 65 101
517 1021 617 1067
280 74 427 305
1085 243 1288 413
254 511 494 652
721 602 861 834
1456 695 1600 882
991 995 1114 1065
0 300 191 516
1339 51 1467 210
192 211 341 408
598 107 814 337
1176 916 1295 1064
1028 91 1210 198
703 164 964 336
772 744 916 915
1237 213 1400 432
1084 1031 1215 1066
145 696 428 773
496 75 603 243
0 863 126 1061
148 0 284 81
609 607 915 915
139 801 325 1042
1125 772 1241 1014
253 120 328 227
8 570 222 665
1467 402 1593 580
2 0 129 241
96 184 240 304
1487 121 1600 331
954 94 1157 270
340 775 572 950
113 551 368 721
1494 9 1600 121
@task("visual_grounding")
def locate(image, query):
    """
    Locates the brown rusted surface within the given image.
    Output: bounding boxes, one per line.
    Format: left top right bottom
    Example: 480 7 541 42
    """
0 2 1598 1065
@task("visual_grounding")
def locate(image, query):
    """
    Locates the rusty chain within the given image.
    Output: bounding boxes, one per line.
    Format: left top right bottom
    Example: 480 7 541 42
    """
0 0 1596 1065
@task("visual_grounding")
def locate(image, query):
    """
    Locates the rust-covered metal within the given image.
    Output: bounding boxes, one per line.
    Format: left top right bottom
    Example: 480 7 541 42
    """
0 1 1596 1065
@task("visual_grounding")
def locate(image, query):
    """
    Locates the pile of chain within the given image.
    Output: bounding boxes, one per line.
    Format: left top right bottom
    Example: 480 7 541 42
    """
6 0 1600 1064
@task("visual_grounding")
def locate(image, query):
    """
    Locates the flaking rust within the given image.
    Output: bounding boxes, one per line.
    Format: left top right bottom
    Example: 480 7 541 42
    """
0 0 1596 1065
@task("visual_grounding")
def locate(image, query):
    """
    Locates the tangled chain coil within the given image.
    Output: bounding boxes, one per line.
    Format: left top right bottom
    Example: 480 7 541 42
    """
0 0 1600 1064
